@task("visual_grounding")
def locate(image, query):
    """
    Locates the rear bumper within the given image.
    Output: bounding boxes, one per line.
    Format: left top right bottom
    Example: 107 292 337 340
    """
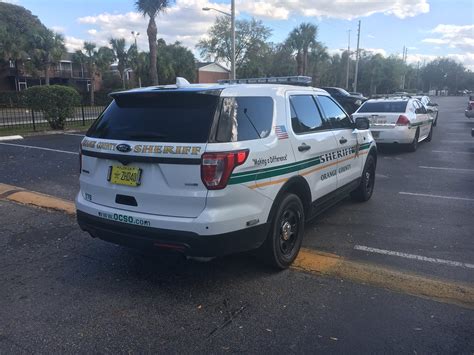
77 210 269 257
370 126 416 144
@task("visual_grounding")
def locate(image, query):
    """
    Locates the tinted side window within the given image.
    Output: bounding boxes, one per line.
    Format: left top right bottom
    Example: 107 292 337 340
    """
215 97 273 142
289 95 326 134
317 95 352 129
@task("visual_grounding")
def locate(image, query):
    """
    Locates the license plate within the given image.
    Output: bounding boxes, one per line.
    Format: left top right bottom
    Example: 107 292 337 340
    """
108 166 142 187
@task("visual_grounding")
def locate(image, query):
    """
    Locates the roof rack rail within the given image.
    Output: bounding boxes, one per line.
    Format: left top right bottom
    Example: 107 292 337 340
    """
218 76 312 86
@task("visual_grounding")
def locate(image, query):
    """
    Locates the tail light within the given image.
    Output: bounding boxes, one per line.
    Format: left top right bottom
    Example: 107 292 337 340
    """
396 115 410 126
201 150 249 190
468 103 473 111
79 147 82 173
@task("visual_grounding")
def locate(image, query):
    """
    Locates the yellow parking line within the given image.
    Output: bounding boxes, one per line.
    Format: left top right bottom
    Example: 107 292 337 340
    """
293 248 474 309
6 190 75 215
0 183 23 196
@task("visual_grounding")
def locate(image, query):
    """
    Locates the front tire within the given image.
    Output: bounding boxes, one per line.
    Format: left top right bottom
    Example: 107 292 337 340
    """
261 193 305 269
433 112 438 126
351 154 376 202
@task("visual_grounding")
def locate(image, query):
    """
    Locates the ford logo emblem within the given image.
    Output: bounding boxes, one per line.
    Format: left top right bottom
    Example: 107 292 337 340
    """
116 144 132 153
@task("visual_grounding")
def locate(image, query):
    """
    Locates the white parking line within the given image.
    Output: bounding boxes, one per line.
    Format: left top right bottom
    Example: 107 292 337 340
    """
441 140 474 143
419 166 474 172
0 142 78 155
399 191 474 202
0 135 23 141
432 150 474 155
62 133 85 137
354 245 474 269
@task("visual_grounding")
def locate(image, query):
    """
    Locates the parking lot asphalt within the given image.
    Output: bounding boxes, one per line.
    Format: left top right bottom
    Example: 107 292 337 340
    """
0 96 473 352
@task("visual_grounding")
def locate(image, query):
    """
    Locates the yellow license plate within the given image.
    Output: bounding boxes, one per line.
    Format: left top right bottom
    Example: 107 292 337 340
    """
108 166 142 187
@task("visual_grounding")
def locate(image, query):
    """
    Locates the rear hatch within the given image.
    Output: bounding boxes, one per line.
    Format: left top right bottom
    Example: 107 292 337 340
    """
353 100 408 126
80 89 221 218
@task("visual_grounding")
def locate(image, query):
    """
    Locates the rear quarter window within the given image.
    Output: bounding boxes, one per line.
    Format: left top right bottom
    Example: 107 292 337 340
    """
215 97 273 142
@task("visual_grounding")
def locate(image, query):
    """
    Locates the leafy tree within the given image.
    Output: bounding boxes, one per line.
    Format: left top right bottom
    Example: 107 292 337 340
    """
128 44 148 87
110 37 128 88
135 0 173 85
31 29 65 85
24 85 80 129
73 42 114 105
196 16 272 75
286 23 318 75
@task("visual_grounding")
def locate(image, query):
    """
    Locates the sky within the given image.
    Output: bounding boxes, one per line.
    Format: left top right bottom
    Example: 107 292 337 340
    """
2 0 474 69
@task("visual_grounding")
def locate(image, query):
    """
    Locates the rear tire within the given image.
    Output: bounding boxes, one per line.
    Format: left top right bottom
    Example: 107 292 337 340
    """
351 154 376 202
425 124 433 142
261 193 305 270
407 128 419 152
433 112 438 126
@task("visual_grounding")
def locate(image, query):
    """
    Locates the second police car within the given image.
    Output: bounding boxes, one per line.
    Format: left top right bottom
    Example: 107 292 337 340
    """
352 96 434 152
76 76 377 269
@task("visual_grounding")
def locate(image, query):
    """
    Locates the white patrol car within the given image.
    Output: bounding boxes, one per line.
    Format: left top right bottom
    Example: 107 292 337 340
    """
352 97 433 152
76 76 377 269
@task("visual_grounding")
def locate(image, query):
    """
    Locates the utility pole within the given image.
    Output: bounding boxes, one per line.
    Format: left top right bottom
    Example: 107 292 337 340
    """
345 30 351 90
353 20 361 92
401 46 407 89
131 31 141 87
230 0 236 79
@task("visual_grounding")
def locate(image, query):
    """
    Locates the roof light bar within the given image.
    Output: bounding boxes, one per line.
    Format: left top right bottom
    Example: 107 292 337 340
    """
218 76 312 86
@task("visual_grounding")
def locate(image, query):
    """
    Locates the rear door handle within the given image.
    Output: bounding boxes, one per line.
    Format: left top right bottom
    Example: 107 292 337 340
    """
339 137 347 144
298 144 311 152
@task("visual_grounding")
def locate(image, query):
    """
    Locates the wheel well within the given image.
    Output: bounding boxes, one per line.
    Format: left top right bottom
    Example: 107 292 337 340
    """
266 176 312 223
369 146 377 167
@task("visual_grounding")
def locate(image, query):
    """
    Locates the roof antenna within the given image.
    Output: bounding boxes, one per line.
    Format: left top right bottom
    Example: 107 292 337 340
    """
176 77 190 88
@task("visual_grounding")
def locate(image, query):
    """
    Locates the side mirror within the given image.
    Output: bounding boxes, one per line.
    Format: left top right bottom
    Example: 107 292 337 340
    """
355 117 370 130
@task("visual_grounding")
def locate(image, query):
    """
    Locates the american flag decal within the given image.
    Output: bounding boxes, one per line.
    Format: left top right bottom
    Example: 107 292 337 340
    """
275 125 289 140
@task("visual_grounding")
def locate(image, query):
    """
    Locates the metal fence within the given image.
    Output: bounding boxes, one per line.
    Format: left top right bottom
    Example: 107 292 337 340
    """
0 105 106 131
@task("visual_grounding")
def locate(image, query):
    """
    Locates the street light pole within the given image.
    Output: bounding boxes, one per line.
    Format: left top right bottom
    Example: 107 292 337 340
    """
131 31 141 87
345 30 351 90
203 1 236 80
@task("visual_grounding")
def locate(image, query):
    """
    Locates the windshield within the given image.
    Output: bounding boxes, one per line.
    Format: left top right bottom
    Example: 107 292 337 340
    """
358 101 408 113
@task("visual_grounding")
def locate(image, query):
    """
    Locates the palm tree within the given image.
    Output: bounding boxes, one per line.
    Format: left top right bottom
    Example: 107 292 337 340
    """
135 0 172 85
34 29 66 85
286 23 318 76
110 37 128 88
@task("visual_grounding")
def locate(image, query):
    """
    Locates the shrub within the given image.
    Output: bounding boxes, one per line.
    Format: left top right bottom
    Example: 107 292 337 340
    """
23 85 81 129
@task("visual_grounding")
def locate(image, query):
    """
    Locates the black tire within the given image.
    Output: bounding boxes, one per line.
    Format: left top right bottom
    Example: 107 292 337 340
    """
425 124 433 142
407 129 419 152
261 193 305 269
350 154 376 202
433 112 438 126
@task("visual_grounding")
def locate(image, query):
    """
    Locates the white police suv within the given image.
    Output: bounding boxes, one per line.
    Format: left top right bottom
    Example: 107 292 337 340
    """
76 76 377 269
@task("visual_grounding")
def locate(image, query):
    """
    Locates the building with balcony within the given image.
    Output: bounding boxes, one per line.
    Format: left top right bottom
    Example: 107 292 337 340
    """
0 53 101 92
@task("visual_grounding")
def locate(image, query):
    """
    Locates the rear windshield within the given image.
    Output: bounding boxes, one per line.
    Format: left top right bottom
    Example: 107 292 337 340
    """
358 101 408 113
86 92 220 143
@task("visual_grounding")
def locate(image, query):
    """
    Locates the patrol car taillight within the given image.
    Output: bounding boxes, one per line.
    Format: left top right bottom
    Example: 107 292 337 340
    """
79 147 82 173
201 150 249 190
396 115 410 126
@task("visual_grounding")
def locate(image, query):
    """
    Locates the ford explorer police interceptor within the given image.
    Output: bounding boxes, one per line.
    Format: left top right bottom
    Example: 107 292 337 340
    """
76 76 377 269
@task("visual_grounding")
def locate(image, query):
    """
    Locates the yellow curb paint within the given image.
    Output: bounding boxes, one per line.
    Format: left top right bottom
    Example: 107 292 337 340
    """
0 183 23 195
7 191 75 215
293 248 474 310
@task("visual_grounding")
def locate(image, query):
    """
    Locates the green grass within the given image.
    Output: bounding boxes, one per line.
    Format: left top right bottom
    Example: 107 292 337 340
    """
0 120 93 136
